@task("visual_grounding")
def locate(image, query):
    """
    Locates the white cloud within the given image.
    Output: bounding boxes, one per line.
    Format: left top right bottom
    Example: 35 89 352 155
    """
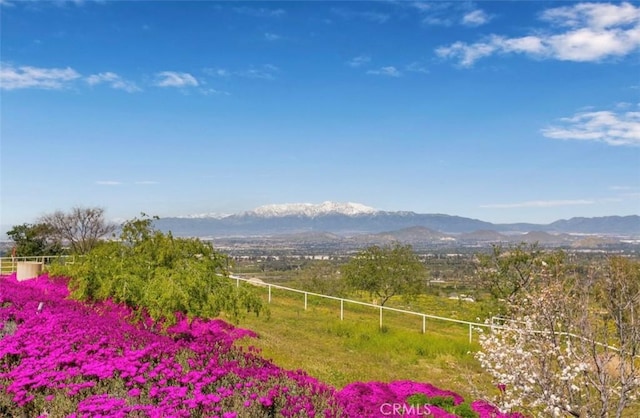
200 87 230 96
86 72 140 92
436 40 498 67
609 186 640 193
481 200 594 209
422 16 452 26
239 64 279 80
410 2 492 27
406 62 429 74
408 1 453 26
96 180 122 186
462 9 491 27
86 72 115 85
547 27 640 61
154 71 199 88
264 32 281 41
203 65 279 80
0 63 80 90
437 2 640 66
542 107 640 146
204 68 230 77
347 55 371 68
500 36 546 54
615 102 633 109
540 2 640 29
366 66 401 77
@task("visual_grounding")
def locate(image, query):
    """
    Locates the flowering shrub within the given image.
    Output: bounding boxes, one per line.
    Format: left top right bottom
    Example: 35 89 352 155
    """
1 274 522 417
0 273 336 417
476 257 640 417
336 381 521 417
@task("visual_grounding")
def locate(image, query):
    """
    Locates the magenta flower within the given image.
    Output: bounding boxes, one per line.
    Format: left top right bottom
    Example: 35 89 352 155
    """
0 273 525 417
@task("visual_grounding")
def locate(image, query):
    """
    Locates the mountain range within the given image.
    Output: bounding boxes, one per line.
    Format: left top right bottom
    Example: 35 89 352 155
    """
154 202 640 239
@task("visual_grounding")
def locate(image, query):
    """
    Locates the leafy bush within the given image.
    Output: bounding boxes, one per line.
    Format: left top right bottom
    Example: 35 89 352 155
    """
425 395 455 409
453 402 480 418
405 394 479 418
49 215 266 325
406 392 429 406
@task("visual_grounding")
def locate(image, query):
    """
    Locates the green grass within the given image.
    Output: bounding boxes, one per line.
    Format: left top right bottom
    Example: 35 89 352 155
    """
231 283 495 401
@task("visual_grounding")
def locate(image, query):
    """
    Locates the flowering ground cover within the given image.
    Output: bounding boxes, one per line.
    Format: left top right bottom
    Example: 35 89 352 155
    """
0 273 522 417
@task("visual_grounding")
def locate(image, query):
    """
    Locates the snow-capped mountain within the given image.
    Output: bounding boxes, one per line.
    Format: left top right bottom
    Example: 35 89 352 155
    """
175 213 232 220
152 202 640 238
249 201 377 218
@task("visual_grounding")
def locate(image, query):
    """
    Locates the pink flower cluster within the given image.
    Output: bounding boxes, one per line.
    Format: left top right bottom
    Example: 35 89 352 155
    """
337 381 521 417
0 274 523 417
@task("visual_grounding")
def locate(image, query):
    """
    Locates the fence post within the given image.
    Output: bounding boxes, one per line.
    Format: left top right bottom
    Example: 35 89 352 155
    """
469 324 472 343
268 285 272 303
422 315 426 334
379 306 383 330
304 292 308 310
236 277 239 287
340 299 344 320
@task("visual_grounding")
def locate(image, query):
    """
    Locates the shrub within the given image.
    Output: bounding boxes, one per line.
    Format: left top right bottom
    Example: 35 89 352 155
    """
48 215 266 326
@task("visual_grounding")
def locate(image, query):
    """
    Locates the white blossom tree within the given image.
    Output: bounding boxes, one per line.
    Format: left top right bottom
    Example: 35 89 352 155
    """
476 256 640 418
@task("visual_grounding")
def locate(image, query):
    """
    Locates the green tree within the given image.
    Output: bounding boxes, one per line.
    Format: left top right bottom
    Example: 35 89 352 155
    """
6 223 62 256
475 243 567 310
40 206 117 255
342 243 427 306
49 215 265 326
297 260 346 297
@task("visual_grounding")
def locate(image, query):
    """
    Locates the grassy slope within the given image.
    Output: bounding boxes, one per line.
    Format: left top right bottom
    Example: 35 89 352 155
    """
232 284 497 402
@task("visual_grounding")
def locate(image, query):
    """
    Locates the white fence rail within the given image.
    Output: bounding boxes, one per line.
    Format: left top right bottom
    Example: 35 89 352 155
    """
229 275 488 343
228 276 631 353
490 316 633 356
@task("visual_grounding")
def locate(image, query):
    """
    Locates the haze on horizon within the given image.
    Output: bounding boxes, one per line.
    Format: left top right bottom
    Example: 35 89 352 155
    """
1 1 639 231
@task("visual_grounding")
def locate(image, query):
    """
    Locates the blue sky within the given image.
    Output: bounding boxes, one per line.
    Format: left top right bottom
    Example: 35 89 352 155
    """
1 0 639 230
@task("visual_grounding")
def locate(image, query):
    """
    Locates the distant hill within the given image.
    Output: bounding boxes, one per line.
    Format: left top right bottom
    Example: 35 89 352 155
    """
547 216 640 234
153 202 640 238
517 231 573 244
458 230 509 242
352 226 454 246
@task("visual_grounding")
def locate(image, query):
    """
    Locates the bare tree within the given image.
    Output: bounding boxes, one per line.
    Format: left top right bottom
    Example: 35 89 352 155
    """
40 207 117 254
